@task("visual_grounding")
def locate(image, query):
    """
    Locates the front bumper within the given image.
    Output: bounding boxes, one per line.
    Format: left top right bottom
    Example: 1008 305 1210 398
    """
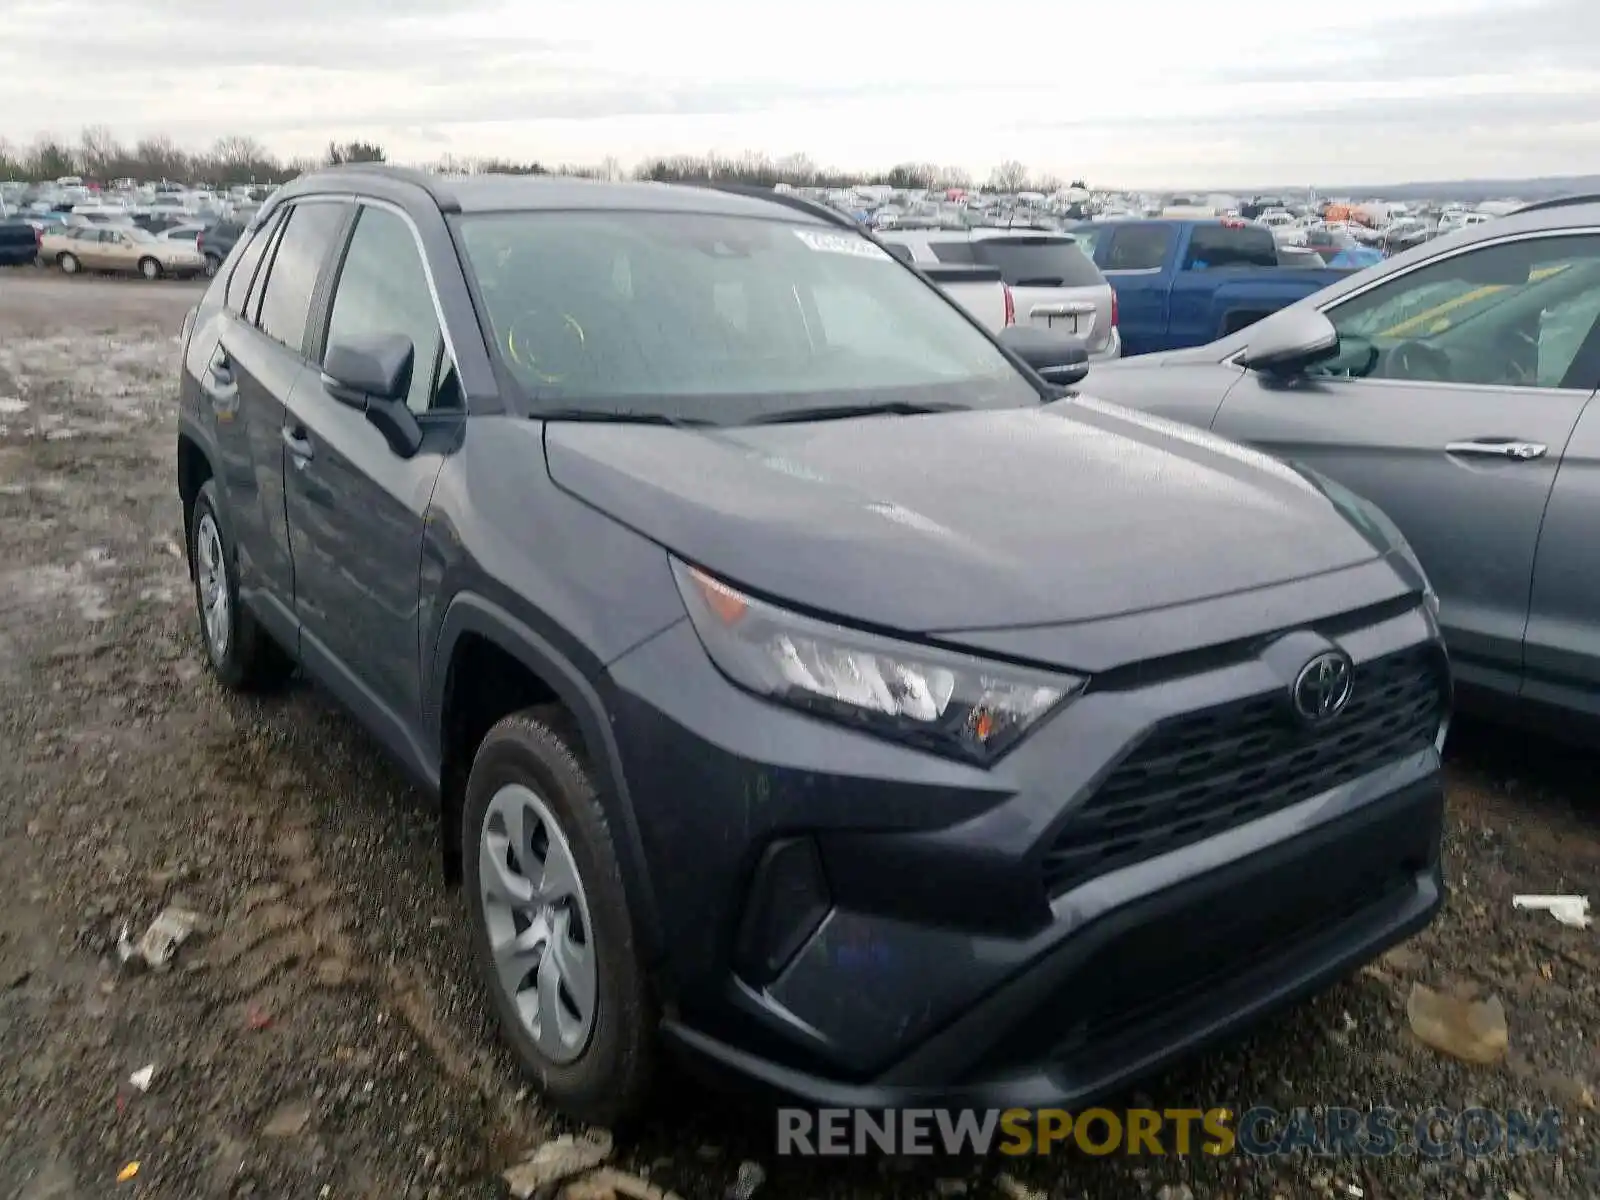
666 777 1441 1108
604 586 1447 1107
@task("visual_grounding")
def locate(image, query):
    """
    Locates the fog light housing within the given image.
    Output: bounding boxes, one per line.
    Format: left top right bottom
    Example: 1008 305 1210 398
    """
734 837 831 986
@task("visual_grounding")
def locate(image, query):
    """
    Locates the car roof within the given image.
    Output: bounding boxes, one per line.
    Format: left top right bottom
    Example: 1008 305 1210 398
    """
267 164 841 225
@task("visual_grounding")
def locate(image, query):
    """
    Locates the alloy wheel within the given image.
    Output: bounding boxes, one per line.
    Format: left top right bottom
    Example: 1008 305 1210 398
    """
194 511 231 660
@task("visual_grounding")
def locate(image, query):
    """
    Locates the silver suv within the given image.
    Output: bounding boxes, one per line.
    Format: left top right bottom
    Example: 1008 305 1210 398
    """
882 227 1121 359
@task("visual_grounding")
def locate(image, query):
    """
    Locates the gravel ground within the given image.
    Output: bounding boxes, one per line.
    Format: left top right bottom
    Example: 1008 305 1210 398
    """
0 271 1596 1200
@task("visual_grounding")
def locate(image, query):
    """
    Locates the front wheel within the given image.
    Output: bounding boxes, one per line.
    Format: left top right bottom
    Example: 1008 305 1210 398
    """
138 257 162 281
57 252 79 275
463 711 655 1126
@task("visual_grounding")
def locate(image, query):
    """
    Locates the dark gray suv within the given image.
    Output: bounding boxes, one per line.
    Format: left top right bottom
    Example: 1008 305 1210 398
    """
175 165 1450 1125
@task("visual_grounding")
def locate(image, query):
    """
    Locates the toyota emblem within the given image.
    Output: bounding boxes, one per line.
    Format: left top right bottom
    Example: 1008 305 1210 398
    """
1292 651 1354 723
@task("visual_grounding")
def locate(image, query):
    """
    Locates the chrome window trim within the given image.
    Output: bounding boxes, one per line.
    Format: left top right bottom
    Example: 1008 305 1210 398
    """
1316 224 1600 316
307 192 464 388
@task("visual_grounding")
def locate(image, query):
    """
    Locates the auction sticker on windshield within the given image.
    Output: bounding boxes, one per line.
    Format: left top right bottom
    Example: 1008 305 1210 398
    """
793 229 892 260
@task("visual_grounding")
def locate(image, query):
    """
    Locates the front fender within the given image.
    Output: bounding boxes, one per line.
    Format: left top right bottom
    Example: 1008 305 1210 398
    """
428 591 665 962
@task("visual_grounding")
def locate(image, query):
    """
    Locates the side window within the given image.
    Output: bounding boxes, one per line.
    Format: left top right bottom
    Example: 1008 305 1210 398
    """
1317 235 1600 389
226 217 272 314
1104 226 1172 271
1069 227 1103 257
1182 225 1279 269
323 206 451 414
237 217 285 324
928 241 976 265
256 202 350 354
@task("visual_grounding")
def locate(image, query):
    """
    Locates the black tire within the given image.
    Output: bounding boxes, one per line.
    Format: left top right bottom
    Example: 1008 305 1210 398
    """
138 257 163 281
204 253 222 278
57 252 79 275
463 710 655 1126
188 480 293 691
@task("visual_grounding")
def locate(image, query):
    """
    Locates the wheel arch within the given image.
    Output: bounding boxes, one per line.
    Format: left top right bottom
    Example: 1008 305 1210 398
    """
429 592 665 962
176 423 218 571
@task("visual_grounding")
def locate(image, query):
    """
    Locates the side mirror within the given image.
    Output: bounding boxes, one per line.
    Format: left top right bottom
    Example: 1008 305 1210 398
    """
999 324 1090 387
322 333 423 457
1236 307 1340 374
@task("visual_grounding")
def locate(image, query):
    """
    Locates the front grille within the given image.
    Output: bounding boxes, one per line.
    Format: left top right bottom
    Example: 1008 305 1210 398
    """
1040 644 1445 894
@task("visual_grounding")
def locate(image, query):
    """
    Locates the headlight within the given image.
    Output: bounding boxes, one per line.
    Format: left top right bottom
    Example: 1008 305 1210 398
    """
672 559 1082 763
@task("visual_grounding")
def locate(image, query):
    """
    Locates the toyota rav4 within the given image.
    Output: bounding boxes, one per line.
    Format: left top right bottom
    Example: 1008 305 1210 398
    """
175 165 1450 1124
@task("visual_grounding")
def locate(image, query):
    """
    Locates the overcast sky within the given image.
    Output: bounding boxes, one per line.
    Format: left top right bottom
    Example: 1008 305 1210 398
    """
2 0 1596 187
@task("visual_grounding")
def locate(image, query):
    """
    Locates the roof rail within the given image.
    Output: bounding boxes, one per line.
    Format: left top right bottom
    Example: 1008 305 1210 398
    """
302 162 461 213
1508 193 1600 216
692 183 863 232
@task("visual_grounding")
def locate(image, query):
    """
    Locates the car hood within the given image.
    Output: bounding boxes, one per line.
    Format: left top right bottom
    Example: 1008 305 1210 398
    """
543 396 1383 634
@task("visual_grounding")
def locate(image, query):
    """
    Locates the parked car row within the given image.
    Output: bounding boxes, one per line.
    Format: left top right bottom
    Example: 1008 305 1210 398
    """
38 223 209 279
176 165 1453 1129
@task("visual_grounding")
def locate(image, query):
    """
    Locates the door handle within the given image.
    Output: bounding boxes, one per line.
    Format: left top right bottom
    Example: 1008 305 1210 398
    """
281 425 315 461
1444 440 1548 460
208 348 233 386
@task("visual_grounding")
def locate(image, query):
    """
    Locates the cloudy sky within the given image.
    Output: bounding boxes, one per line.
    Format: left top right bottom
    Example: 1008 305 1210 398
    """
2 0 1596 187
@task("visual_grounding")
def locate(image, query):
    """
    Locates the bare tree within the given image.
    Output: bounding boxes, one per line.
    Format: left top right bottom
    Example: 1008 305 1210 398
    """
79 125 125 180
988 159 1028 191
325 140 386 166
26 135 78 181
134 136 192 183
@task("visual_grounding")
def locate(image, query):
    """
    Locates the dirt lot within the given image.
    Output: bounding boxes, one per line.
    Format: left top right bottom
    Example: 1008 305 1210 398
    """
0 271 1596 1199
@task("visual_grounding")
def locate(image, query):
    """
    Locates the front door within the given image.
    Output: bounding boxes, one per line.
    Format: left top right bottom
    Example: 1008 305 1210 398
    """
1213 230 1600 695
283 203 458 747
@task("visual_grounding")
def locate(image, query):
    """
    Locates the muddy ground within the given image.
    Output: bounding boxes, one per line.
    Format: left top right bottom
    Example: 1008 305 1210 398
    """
0 271 1595 1199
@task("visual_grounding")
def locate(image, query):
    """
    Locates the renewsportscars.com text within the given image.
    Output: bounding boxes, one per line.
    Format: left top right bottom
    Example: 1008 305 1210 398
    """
776 1106 1564 1158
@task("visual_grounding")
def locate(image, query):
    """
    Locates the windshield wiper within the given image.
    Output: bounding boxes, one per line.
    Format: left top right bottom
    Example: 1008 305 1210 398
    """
1013 276 1066 287
741 400 969 426
533 407 714 430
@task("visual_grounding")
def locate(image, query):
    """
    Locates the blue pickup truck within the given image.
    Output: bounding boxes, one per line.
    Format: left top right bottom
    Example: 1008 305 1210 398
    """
1067 218 1357 357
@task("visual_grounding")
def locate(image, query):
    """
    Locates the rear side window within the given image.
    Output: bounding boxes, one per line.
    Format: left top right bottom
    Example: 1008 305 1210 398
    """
1184 224 1279 270
225 214 279 317
255 201 350 353
1105 226 1173 271
968 236 1103 287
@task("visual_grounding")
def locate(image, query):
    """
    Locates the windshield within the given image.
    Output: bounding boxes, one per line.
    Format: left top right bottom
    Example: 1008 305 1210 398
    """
455 211 1038 422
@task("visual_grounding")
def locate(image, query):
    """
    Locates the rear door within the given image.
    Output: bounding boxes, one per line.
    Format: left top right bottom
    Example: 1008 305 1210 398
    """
1213 229 1600 697
961 234 1116 354
212 200 353 628
1099 223 1176 355
78 228 112 269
